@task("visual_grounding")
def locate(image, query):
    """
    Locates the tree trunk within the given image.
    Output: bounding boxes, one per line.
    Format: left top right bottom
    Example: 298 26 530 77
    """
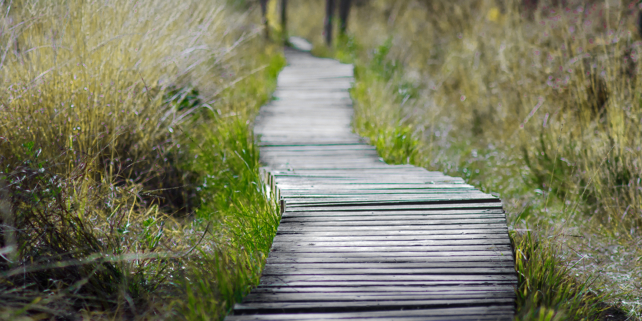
281 0 288 43
259 0 269 39
338 0 351 36
324 0 335 46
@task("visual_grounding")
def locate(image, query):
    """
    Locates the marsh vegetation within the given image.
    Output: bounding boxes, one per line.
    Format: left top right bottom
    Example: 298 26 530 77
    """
3 0 642 319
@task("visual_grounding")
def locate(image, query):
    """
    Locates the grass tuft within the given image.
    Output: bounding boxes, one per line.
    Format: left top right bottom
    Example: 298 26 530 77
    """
512 231 609 320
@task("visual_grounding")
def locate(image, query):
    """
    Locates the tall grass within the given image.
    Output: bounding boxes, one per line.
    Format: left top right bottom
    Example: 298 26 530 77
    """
1 0 284 318
286 0 641 318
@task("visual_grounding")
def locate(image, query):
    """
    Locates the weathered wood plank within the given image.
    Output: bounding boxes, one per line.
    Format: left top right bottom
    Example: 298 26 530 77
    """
275 233 509 241
266 251 515 259
233 297 516 311
263 261 514 269
227 305 514 320
282 203 504 212
282 208 505 214
282 212 506 219
278 230 510 238
258 274 518 284
279 190 491 197
261 266 517 275
242 292 515 303
270 245 513 253
249 285 517 293
281 215 508 221
271 238 511 247
276 219 508 227
256 280 518 288
227 314 513 321
282 199 499 207
276 224 509 232
277 185 478 191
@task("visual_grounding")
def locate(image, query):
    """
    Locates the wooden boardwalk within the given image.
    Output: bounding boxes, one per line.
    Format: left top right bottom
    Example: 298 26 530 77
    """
225 48 517 320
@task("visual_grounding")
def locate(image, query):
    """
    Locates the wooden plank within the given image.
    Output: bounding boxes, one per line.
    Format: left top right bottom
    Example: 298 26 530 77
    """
266 254 515 264
276 228 509 236
257 278 515 287
249 285 517 293
281 215 505 222
282 203 503 212
275 176 454 181
266 251 515 259
270 242 514 252
271 238 512 246
228 315 513 321
281 214 507 221
282 208 505 214
276 224 509 232
283 199 499 207
263 261 514 269
282 212 506 218
276 182 472 188
234 297 515 311
270 245 512 254
261 274 517 286
226 305 514 320
265 165 414 169
279 189 490 196
280 194 489 200
272 234 510 241
279 187 478 192
242 292 515 303
277 185 477 191
276 182 475 188
269 166 425 171
278 221 509 229
261 266 516 275
273 172 439 177
277 178 460 184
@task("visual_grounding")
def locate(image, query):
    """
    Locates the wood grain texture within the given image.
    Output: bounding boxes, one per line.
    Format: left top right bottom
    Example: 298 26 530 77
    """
224 48 516 320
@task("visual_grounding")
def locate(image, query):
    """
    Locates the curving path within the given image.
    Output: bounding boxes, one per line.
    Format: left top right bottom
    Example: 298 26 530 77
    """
225 48 517 321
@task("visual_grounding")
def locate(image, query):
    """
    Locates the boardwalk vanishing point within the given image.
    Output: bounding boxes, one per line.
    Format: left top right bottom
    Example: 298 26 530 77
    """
225 47 517 320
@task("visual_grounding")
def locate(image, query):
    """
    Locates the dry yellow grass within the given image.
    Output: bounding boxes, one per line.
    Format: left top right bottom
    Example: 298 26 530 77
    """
1 0 253 190
0 0 283 318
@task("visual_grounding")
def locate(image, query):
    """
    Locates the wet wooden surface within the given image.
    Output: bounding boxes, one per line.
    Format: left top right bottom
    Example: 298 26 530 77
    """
225 48 517 320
